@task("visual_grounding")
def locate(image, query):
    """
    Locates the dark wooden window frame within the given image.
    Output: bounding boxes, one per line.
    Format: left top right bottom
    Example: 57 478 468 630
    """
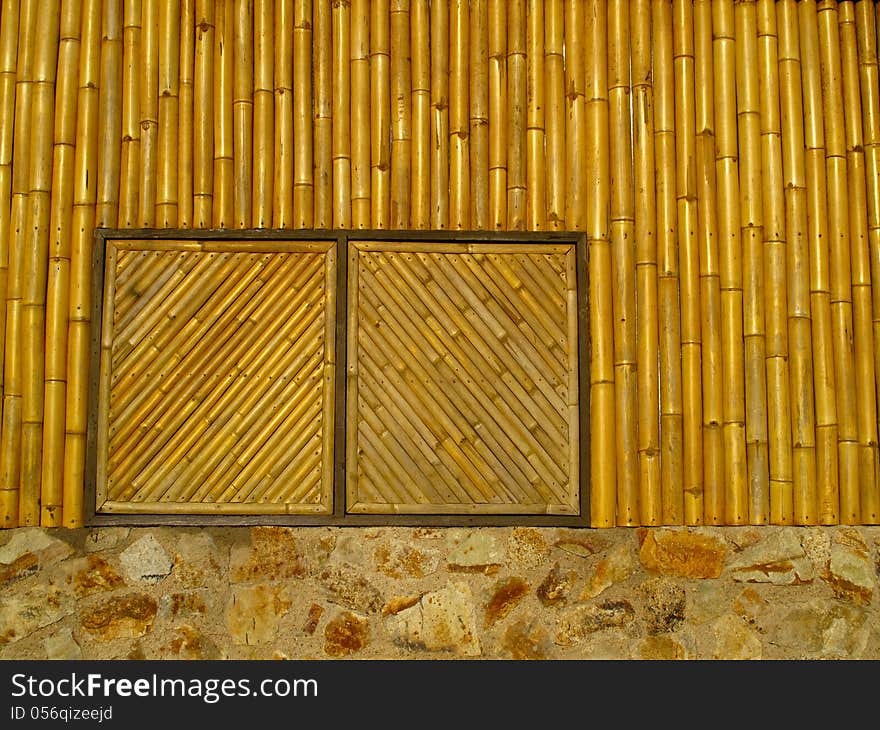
85 228 590 527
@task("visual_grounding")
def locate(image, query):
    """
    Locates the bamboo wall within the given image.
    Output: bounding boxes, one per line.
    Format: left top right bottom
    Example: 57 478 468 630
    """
0 0 879 529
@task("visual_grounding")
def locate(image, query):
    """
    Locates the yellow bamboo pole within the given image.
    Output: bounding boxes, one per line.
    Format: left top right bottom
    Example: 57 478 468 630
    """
390 0 411 229
545 0 564 229
778 0 817 525
156 0 179 227
674 0 703 525
855 0 880 523
818 0 858 523
41 0 79 527
410 0 429 228
800 0 838 524
632 0 660 525
525 0 544 230
0 0 18 526
470 0 487 229
736 0 769 524
450 0 470 229
714 0 748 525
118 0 141 228
19 0 60 525
587 0 615 526
350 0 369 228
430 0 448 229
213 0 233 227
655 0 683 525
60 0 100 527
193 0 213 227
840 1 878 524
370 0 389 228
488 0 506 229
233 0 252 228
293 0 313 228
332 0 350 228
313 0 331 227
138 0 157 227
252 0 272 227
608 0 637 524
564 0 584 231
757 0 794 525
178 0 194 227
0 0 36 527
274 0 294 227
695 0 724 524
506 0 524 230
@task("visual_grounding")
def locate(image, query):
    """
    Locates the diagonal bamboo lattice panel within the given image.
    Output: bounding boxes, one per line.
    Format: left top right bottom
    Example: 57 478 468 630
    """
346 241 583 515
94 239 337 515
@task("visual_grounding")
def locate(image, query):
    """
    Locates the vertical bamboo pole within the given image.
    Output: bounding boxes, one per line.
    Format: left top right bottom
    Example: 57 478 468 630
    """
736 0 770 524
332 0 350 228
674 0 703 525
293 0 312 228
545 0 564 229
778 0 817 525
20 0 60 525
213 0 233 227
118 0 141 227
0 0 36 527
608 0 637 524
855 0 880 522
370 0 390 228
0 0 18 526
391 0 411 229
138 0 157 227
61 0 101 527
410 0 429 228
233 0 252 228
41 0 79 527
714 0 748 525
506 0 524 230
525 0 544 230
274 0 294 227
695 0 725 524
350 0 369 228
818 0 858 523
156 0 180 227
193 0 214 227
757 0 794 525
587 0 616 526
178 0 194 227
450 0 470 229
800 0 838 524
840 1 878 524
313 0 331 228
632 0 660 525
430 0 448 229
655 0 684 524
470 0 488 229
488 0 506 229
252 0 272 227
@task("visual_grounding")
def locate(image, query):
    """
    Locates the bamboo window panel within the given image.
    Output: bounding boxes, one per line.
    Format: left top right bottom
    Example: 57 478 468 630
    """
346 239 585 516
91 235 337 515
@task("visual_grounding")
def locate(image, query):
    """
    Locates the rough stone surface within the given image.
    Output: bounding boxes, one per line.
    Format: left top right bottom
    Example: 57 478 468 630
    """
324 611 369 656
727 531 814 584
386 581 481 656
638 528 726 578
225 584 290 646
119 535 173 584
1 525 880 659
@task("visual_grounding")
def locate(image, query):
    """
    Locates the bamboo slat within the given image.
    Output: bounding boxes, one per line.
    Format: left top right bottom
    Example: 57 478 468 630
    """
213 0 233 227
156 0 179 227
371 0 391 228
391 0 411 229
694 0 725 524
655 0 684 525
41 0 80 527
488 0 506 229
193 0 213 227
294 0 312 228
350 0 369 228
274 0 294 227
332 0 350 228
118 0 141 228
525 0 544 231
470 0 488 229
313 0 330 227
431 0 448 228
252 0 272 227
632 0 660 525
506 0 524 230
544 0 563 229
178 0 194 227
138 0 157 227
233 0 252 228
449 0 469 229
410 0 429 228
674 0 703 525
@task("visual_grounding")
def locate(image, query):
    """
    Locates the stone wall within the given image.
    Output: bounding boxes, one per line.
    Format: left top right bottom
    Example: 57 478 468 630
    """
0 525 877 660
